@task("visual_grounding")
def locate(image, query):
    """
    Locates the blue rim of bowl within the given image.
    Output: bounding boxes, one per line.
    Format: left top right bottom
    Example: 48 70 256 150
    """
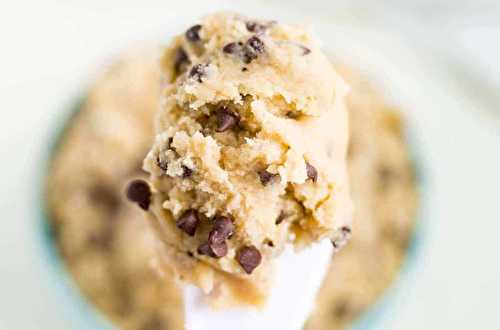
37 99 428 330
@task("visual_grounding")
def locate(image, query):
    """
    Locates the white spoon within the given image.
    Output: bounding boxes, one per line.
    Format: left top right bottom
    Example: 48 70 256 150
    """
183 240 332 330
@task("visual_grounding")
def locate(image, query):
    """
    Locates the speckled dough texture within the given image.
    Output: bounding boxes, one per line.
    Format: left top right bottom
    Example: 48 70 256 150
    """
142 12 353 305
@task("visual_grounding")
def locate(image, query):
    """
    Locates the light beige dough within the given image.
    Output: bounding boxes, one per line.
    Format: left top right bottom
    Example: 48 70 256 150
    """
141 12 353 306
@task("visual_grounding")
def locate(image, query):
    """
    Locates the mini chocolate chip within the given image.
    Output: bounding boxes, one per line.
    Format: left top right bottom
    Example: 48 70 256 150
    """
89 184 120 214
168 137 178 154
187 251 194 257
378 166 399 190
236 246 262 274
306 163 318 182
223 42 241 54
266 240 274 247
197 243 216 257
300 45 311 55
174 48 190 75
212 215 234 239
286 111 300 119
341 226 352 235
247 36 264 51
243 36 265 63
333 300 350 318
156 156 168 171
208 230 228 258
126 179 151 210
181 165 193 178
185 24 202 42
246 21 267 33
215 106 240 132
176 209 199 236
196 243 212 257
189 64 206 82
258 169 277 186
275 211 288 225
242 67 248 72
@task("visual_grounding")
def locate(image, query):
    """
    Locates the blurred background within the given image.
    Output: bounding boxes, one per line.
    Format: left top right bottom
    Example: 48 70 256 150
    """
1 0 499 329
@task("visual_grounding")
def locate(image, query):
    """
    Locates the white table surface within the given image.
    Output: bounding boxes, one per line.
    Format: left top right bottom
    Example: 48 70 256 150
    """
0 1 499 329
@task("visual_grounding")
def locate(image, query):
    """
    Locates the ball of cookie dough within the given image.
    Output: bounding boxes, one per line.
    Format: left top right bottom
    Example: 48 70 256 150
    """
141 12 352 304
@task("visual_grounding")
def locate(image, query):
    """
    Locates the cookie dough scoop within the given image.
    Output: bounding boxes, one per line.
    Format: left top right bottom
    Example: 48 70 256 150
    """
128 12 353 309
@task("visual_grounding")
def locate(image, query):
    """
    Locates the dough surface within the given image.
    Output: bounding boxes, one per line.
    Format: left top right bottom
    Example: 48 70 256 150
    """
141 12 352 305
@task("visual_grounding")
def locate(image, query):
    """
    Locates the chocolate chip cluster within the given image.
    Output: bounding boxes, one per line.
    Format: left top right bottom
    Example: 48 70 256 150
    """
223 35 265 64
175 211 262 274
127 179 263 274
174 19 310 85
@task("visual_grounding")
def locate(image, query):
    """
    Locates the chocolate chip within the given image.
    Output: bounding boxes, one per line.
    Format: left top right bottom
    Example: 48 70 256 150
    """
89 184 120 214
300 45 311 55
174 48 190 75
212 215 234 239
187 251 194 257
258 169 277 186
189 64 206 82
246 21 267 33
223 42 241 54
185 24 202 42
236 246 262 274
286 111 300 119
156 156 168 171
197 242 216 257
341 226 352 235
181 165 193 178
168 137 178 154
306 163 318 182
243 36 265 63
333 299 349 318
215 106 240 132
275 211 288 225
208 230 228 258
266 240 274 247
242 67 248 72
378 166 399 190
247 36 264 51
176 209 199 236
126 179 151 211
200 215 234 258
